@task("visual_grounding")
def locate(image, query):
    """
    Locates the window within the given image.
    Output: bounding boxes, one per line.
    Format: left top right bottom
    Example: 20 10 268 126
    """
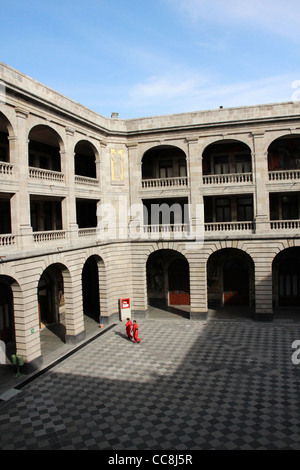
159 160 173 178
216 198 231 222
282 195 298 220
235 155 251 173
214 156 229 174
237 197 253 221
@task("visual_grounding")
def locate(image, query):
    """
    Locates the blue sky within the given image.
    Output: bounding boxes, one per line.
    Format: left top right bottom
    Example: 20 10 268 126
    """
2 0 300 119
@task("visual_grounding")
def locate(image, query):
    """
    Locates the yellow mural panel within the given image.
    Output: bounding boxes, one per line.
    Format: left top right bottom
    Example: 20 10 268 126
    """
111 148 124 182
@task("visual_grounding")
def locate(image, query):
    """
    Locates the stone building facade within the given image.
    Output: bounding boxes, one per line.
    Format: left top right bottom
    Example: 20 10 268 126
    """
0 62 300 369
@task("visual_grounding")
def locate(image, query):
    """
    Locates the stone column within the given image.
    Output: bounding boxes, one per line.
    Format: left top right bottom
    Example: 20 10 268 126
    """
11 108 33 249
186 137 204 240
63 127 78 242
64 268 86 344
252 131 270 233
185 138 207 319
127 143 143 240
253 250 273 320
189 255 208 320
14 281 42 371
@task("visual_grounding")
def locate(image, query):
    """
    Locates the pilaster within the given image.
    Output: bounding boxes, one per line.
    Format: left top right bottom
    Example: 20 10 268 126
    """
63 127 78 239
252 131 270 234
13 107 33 248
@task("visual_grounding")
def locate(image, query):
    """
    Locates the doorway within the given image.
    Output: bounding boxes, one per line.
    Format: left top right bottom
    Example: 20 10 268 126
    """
169 258 190 305
0 282 14 343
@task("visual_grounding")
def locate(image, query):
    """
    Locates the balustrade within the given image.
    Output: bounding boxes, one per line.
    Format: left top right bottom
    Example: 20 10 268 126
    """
75 175 99 187
142 176 188 189
270 220 300 229
0 234 15 246
205 221 254 232
203 172 252 185
78 228 97 237
33 230 66 243
0 162 13 176
143 224 189 235
268 170 300 181
29 167 64 183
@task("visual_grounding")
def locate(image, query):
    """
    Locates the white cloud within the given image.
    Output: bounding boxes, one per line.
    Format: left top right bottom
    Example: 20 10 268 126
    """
131 74 206 101
167 0 300 41
125 71 300 117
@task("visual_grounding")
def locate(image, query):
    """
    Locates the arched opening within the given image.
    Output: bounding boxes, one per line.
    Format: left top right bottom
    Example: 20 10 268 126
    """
0 276 15 345
74 140 97 179
268 135 300 171
207 248 254 313
202 139 252 176
142 145 187 181
223 258 249 306
272 247 300 310
0 113 10 163
146 249 190 317
28 125 62 171
82 256 101 324
169 258 190 305
38 264 66 331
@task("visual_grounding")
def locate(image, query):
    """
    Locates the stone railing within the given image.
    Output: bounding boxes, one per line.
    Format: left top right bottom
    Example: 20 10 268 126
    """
268 169 300 181
142 176 188 189
0 162 13 176
78 228 97 237
143 224 189 235
29 167 65 183
203 172 252 185
33 230 66 243
75 175 99 187
0 234 15 246
270 219 300 230
205 221 254 232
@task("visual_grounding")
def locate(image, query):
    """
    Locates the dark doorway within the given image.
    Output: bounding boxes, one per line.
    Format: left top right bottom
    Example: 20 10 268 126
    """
169 259 190 305
0 282 14 343
223 258 249 306
278 258 300 307
147 249 190 307
38 266 64 328
82 257 100 321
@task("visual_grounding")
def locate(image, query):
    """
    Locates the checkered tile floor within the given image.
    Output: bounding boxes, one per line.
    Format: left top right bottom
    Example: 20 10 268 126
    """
1 318 300 450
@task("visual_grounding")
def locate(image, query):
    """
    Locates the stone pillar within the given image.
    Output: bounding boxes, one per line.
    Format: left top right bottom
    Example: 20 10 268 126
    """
127 143 143 240
63 127 78 241
11 108 33 249
64 268 86 344
186 137 204 240
253 251 273 320
14 282 42 370
252 132 270 233
189 255 208 320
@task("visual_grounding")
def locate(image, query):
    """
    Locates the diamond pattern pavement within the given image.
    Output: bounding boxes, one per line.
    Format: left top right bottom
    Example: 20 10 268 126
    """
1 317 300 450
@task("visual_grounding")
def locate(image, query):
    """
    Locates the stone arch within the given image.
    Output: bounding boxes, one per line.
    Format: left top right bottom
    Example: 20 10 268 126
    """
141 144 188 180
28 124 64 172
37 262 70 339
146 247 190 311
202 138 253 176
82 254 107 323
207 247 255 308
267 133 300 171
0 111 13 163
272 247 300 309
0 274 21 345
74 139 99 179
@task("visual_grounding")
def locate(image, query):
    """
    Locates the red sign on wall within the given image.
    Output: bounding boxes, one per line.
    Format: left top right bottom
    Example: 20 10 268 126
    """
121 298 130 309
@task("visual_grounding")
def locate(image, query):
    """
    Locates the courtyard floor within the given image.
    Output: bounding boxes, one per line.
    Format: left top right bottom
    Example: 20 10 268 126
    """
0 307 300 450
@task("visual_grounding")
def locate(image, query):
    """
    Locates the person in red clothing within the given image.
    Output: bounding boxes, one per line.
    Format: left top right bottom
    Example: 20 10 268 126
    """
125 318 132 340
132 320 141 343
